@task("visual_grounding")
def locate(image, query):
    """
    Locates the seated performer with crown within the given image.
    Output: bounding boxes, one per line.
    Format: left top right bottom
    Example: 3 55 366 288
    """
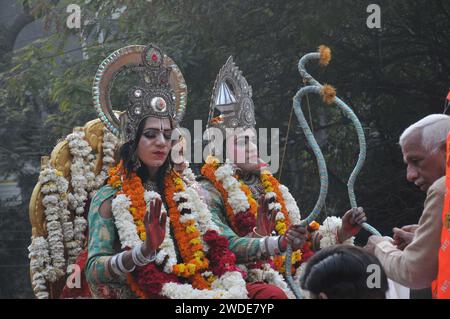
78 44 257 299
199 57 368 298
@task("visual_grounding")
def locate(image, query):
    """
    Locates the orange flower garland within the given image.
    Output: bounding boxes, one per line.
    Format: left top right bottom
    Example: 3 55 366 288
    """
164 169 211 289
108 162 213 293
108 160 147 241
201 157 242 233
201 160 306 274
259 170 303 274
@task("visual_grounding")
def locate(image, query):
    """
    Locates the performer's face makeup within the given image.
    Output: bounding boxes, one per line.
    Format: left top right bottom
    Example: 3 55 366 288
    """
225 128 260 172
402 131 446 192
137 116 172 172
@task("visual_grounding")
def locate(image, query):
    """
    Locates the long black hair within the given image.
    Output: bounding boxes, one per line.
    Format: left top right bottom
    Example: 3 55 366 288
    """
116 116 174 194
300 245 389 299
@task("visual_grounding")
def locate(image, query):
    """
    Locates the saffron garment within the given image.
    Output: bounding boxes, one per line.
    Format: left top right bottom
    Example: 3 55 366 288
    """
432 134 450 299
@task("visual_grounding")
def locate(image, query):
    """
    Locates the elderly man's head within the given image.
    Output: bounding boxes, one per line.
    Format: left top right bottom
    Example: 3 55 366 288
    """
399 114 450 192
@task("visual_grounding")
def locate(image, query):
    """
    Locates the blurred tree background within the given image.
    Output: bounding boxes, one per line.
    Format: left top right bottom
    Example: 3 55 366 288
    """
0 0 449 298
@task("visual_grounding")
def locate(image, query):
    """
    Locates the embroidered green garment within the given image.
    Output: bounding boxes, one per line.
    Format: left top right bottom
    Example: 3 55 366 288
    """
198 179 269 264
85 185 136 298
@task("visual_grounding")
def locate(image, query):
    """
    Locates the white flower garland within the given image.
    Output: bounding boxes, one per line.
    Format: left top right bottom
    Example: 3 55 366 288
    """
29 126 118 299
28 236 51 299
318 216 355 249
162 271 248 299
180 165 196 185
92 129 118 193
110 167 248 299
279 184 302 225
37 168 67 281
111 194 141 249
46 168 80 265
66 131 91 246
212 165 310 296
214 161 250 214
67 128 119 247
243 263 295 299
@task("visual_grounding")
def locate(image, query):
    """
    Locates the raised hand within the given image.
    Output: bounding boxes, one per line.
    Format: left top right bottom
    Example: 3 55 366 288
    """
254 195 277 237
142 198 167 257
339 207 367 242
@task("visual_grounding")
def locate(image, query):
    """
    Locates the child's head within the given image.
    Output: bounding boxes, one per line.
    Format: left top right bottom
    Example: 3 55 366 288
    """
300 245 388 299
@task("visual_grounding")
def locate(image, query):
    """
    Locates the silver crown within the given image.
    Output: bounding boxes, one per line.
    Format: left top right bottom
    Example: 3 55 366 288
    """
207 56 256 132
92 44 187 143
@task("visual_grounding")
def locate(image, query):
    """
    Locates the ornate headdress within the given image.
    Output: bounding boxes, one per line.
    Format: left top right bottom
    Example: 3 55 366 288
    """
207 56 256 132
92 44 187 142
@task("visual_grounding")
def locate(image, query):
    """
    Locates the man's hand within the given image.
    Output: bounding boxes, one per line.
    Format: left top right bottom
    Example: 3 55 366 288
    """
338 207 367 242
279 225 308 251
364 235 392 254
392 224 418 250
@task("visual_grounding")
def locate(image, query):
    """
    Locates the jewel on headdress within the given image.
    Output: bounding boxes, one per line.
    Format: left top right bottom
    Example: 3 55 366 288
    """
216 82 236 106
134 106 142 115
207 56 256 131
151 97 167 112
144 47 162 67
92 44 187 141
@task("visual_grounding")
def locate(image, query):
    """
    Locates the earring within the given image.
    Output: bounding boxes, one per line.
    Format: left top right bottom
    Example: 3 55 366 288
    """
132 153 141 170
134 159 142 170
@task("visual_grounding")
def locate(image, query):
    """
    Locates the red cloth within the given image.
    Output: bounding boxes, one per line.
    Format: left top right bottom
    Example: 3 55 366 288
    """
60 249 92 299
246 282 288 299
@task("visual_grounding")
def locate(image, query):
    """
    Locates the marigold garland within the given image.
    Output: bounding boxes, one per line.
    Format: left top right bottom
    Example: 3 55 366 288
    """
107 161 243 298
164 169 211 288
201 158 256 236
201 158 311 275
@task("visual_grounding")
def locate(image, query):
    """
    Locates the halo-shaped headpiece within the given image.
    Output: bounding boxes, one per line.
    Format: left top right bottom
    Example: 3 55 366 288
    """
92 44 187 142
207 56 255 132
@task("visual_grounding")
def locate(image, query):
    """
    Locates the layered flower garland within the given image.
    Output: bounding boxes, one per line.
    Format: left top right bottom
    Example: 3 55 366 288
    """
319 216 355 249
108 161 248 299
200 156 355 298
28 128 119 299
66 129 117 246
201 156 304 274
28 166 70 299
28 236 51 299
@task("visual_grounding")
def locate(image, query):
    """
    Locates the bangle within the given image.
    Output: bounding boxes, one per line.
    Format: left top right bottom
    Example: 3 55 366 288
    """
118 251 135 273
267 236 281 256
278 236 286 253
132 244 156 267
110 252 135 276
110 255 122 276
